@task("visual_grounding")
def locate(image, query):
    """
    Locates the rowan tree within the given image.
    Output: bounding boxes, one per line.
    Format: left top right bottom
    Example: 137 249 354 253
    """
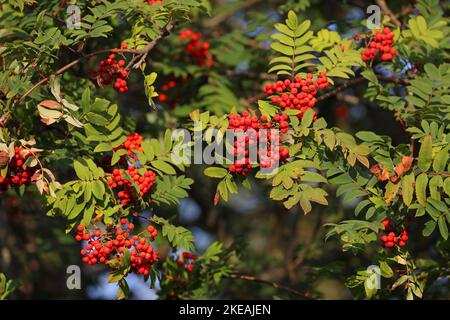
0 0 449 300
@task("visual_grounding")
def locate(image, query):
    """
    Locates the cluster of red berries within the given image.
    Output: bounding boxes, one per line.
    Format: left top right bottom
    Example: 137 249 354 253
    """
361 27 397 62
179 29 214 67
146 0 163 4
107 167 156 206
227 111 289 174
91 43 129 92
157 77 188 109
272 113 290 134
263 73 329 119
112 132 145 167
75 219 159 276
380 219 409 248
108 132 157 206
114 133 144 157
176 252 197 272
158 80 177 103
0 147 36 193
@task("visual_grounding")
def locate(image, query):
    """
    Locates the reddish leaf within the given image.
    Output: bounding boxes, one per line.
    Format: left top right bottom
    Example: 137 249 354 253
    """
38 100 62 110
0 150 9 165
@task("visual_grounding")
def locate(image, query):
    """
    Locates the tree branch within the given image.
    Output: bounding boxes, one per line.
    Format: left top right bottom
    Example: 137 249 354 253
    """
375 0 401 27
415 170 450 177
377 75 409 85
202 0 262 29
292 210 323 271
129 21 175 70
16 21 174 106
227 273 315 300
16 48 136 106
316 77 365 103
316 73 409 104
244 72 408 108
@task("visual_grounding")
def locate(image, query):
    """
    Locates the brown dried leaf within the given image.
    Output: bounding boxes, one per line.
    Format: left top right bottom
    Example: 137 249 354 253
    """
35 178 45 194
38 100 62 110
31 169 42 182
402 156 414 172
0 150 9 166
41 117 58 125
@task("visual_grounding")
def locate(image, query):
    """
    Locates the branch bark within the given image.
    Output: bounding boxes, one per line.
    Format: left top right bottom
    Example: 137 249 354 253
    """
16 21 174 106
415 171 450 177
202 0 262 29
227 273 315 300
129 21 175 69
316 77 365 103
375 0 401 27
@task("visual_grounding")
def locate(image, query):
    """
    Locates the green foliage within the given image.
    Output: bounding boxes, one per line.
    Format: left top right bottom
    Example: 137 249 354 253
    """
150 175 194 206
0 273 19 300
1 0 449 301
152 215 195 251
268 11 362 82
268 11 314 77
67 1 127 41
80 92 126 153
198 81 240 115
46 158 115 230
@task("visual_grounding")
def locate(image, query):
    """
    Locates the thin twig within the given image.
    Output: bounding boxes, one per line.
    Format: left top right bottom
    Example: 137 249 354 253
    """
292 210 323 271
244 72 408 108
316 73 409 103
375 0 401 27
16 21 174 106
202 0 262 29
130 21 175 70
225 69 276 81
247 92 266 104
316 77 365 103
1 54 6 72
55 0 66 17
227 273 315 300
409 137 414 155
377 75 409 85
415 170 450 177
16 48 138 105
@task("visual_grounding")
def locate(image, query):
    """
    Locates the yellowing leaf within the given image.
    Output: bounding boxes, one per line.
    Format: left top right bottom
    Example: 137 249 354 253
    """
415 173 428 207
418 135 433 171
402 173 415 207
384 181 400 204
